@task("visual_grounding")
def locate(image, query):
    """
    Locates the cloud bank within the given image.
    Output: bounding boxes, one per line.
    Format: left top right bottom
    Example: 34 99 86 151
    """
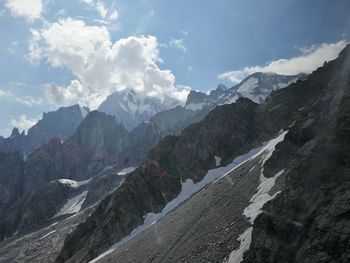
219 40 347 83
29 18 189 108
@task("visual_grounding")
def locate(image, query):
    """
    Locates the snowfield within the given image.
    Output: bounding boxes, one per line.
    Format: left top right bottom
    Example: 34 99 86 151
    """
54 191 88 217
117 167 136 175
58 178 91 188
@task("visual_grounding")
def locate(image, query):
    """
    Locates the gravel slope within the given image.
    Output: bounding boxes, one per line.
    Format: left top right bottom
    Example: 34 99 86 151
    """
0 206 96 263
96 151 275 263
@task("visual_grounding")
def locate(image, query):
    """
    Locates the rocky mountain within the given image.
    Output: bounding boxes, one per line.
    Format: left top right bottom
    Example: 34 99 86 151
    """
0 45 347 263
55 45 350 263
241 47 350 263
0 103 205 238
0 104 89 158
0 164 127 242
21 112 129 195
185 72 306 111
122 105 212 162
98 89 180 130
0 111 133 240
0 152 24 212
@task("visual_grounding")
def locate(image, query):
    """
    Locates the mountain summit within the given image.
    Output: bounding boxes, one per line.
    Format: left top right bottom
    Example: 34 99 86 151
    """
185 72 306 111
98 89 181 130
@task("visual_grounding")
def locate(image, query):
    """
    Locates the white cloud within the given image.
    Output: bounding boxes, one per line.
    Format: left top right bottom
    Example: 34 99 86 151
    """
5 0 42 21
11 114 37 133
82 0 118 25
109 9 118 21
180 30 189 36
44 80 86 106
29 18 189 108
96 1 107 19
169 38 187 52
15 96 42 107
0 89 12 97
219 40 347 83
0 88 42 106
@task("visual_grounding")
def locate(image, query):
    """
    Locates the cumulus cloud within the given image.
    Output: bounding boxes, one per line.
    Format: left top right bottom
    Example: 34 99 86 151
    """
29 18 189 108
219 40 347 83
5 0 42 21
44 80 87 106
11 114 37 133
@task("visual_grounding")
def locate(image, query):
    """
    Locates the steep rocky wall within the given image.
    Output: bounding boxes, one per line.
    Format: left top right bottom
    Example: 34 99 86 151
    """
242 45 350 263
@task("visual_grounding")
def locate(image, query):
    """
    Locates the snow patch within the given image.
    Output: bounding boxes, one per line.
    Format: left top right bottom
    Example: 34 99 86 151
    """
117 167 136 175
39 230 56 240
244 169 284 224
58 178 91 188
237 77 258 93
223 95 239 105
226 131 287 263
54 191 88 217
226 227 252 263
215 156 222 167
80 106 89 118
185 102 205 111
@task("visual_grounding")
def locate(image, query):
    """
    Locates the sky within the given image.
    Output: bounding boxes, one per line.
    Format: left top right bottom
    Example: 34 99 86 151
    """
0 0 349 136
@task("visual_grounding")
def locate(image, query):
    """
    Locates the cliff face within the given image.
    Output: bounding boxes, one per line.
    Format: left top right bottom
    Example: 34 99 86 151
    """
0 152 24 211
242 45 350 263
56 46 350 263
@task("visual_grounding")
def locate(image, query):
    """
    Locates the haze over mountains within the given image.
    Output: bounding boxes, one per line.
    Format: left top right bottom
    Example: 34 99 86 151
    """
0 45 350 263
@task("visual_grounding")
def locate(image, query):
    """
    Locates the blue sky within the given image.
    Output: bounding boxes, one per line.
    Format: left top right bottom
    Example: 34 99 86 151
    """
0 0 349 136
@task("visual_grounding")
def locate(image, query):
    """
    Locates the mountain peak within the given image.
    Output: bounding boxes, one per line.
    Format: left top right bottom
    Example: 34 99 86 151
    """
98 89 180 130
10 128 20 138
217 84 228 91
0 104 88 158
185 72 305 111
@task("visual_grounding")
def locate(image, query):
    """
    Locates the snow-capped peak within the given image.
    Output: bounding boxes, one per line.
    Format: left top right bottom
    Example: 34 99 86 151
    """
98 89 180 130
184 72 306 110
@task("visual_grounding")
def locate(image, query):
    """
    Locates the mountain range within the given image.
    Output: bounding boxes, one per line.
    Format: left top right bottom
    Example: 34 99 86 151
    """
0 44 348 263
185 72 306 111
55 44 350 263
0 104 89 158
